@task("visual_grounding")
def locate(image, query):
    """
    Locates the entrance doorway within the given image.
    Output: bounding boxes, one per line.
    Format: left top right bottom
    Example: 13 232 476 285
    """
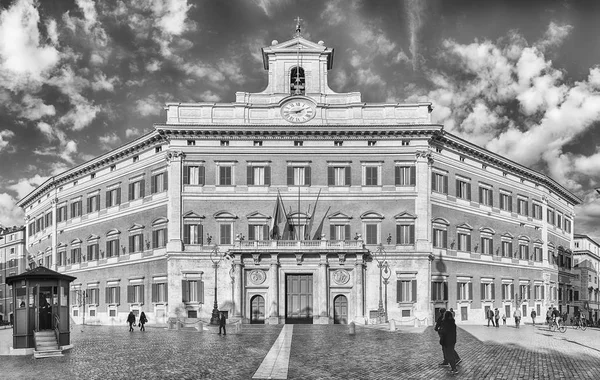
250 295 265 324
333 295 348 324
285 274 313 324
38 286 54 330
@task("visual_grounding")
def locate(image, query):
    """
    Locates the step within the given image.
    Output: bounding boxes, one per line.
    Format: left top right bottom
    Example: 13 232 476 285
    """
34 332 56 338
36 345 60 351
34 350 63 359
36 336 57 342
37 341 59 347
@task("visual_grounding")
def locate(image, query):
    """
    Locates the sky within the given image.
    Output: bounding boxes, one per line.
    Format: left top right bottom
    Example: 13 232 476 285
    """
1 0 600 238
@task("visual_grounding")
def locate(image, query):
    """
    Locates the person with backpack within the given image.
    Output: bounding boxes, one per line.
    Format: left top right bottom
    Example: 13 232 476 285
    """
139 311 148 331
530 309 537 326
127 311 136 332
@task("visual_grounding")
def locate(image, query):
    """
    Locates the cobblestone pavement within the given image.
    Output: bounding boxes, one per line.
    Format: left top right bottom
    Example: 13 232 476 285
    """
2 323 600 380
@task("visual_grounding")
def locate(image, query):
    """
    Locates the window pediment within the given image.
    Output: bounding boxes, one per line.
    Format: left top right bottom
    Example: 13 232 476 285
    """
71 238 82 245
183 211 205 220
213 211 237 220
479 227 495 234
328 211 352 221
246 211 271 221
394 211 416 220
106 228 121 237
87 234 100 241
518 235 530 242
128 223 145 232
533 239 544 245
152 217 168 226
361 211 384 220
57 242 67 249
501 232 514 239
432 217 449 226
456 223 473 231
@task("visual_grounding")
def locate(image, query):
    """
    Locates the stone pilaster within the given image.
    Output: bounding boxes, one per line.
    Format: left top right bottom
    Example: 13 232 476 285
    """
318 254 329 324
268 257 279 324
232 261 243 319
354 255 365 322
51 197 58 270
415 150 433 252
166 151 184 252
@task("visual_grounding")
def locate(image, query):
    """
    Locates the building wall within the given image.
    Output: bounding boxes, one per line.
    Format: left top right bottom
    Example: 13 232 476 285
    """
0 227 26 322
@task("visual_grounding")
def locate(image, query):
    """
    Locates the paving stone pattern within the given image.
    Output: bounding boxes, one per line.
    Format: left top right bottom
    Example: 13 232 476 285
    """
2 323 600 379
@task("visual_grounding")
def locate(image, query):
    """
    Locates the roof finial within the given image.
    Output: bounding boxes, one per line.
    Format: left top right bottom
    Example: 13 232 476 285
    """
295 16 302 37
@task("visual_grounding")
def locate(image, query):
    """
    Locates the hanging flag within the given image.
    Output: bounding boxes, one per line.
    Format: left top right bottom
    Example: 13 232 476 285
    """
304 189 322 239
312 206 331 240
270 191 288 240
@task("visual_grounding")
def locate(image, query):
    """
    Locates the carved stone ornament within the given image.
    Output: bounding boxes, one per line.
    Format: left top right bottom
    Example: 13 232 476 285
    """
295 253 303 265
415 150 433 164
165 151 185 162
249 270 266 285
252 253 261 265
332 269 350 285
337 253 346 265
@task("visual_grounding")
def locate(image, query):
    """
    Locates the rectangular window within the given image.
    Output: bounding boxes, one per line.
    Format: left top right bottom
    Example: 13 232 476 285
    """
152 228 167 248
499 193 512 212
501 241 512 257
431 281 448 301
127 285 144 304
501 283 514 300
556 213 563 229
432 229 447 248
432 172 448 194
87 243 99 261
330 224 350 240
457 233 471 251
365 224 378 245
395 166 416 186
152 283 167 303
87 194 100 213
70 200 82 218
182 280 204 303
128 180 145 200
564 219 572 233
365 166 379 186
218 166 233 186
58 251 67 266
106 188 121 207
397 279 417 302
248 224 269 241
36 217 43 232
457 282 472 301
480 236 493 255
456 179 471 200
248 166 271 186
287 166 311 186
105 286 120 304
45 213 52 228
28 222 35 236
517 198 529 216
184 166 205 185
151 172 168 194
519 244 529 260
57 205 67 222
129 234 144 253
547 208 555 225
533 246 542 262
106 239 120 258
328 166 350 186
396 224 415 245
184 224 203 245
219 224 232 245
532 203 542 220
481 283 494 300
45 255 52 268
479 187 493 206
70 248 81 264
88 288 99 305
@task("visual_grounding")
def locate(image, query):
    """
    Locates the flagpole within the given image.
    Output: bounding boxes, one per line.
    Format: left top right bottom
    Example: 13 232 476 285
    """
297 185 301 240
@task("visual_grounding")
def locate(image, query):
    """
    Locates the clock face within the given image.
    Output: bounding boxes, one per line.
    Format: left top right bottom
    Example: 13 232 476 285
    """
281 99 316 123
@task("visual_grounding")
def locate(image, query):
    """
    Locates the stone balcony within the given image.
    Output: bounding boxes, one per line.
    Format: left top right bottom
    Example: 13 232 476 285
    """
228 238 367 254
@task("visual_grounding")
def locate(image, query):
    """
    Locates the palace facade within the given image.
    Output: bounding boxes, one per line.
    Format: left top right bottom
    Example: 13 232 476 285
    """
573 234 600 323
18 35 580 327
0 226 26 324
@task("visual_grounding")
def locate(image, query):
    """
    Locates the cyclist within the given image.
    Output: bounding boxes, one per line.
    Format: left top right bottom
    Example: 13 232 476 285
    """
551 307 561 327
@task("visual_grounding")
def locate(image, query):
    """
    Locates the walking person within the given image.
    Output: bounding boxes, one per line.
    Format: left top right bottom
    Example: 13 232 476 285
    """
502 313 506 325
139 311 148 331
494 308 500 328
127 311 136 332
546 307 552 325
434 308 447 366
441 310 459 375
513 308 521 328
530 309 537 326
486 308 495 327
218 311 227 335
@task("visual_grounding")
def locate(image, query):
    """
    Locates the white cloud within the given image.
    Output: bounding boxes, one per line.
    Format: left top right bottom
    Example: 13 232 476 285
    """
125 128 142 138
8 174 49 199
0 130 15 152
76 0 98 31
135 95 163 116
146 60 162 72
0 192 24 227
253 0 291 17
537 22 573 52
91 72 117 92
99 132 121 150
18 94 56 120
199 91 221 102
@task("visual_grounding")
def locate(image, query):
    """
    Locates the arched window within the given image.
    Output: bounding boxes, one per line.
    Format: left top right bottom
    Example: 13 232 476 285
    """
290 66 305 95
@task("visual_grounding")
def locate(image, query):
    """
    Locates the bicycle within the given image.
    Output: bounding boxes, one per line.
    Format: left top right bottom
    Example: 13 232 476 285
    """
549 318 566 333
572 318 588 331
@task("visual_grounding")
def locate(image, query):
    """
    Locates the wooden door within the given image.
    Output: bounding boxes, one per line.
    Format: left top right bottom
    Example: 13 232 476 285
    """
333 295 348 324
250 295 265 324
286 274 313 324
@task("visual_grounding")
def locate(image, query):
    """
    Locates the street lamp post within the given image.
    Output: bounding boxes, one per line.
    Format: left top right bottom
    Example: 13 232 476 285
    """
382 261 391 323
210 245 224 325
74 289 87 325
373 244 388 323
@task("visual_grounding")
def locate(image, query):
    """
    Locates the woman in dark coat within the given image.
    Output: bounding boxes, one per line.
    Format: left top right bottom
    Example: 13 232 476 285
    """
441 310 458 374
127 311 136 332
139 312 148 331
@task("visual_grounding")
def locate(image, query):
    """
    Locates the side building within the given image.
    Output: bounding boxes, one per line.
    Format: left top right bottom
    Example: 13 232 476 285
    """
17 35 580 327
573 234 600 324
0 226 26 324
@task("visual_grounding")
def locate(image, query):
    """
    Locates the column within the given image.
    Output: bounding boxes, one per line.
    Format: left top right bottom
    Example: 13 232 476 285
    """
51 196 58 270
235 262 243 319
355 255 364 321
415 151 433 252
268 258 279 324
319 254 329 324
166 151 184 251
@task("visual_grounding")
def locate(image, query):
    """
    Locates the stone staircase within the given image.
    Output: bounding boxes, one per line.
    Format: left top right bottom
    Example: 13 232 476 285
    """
33 330 63 358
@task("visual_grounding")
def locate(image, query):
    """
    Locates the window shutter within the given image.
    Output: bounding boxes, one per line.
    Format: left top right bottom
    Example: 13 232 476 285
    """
411 279 417 302
345 167 351 186
432 229 437 247
467 235 471 252
344 225 350 240
183 225 190 244
163 172 168 191
510 284 514 299
467 183 471 200
105 287 110 303
469 282 473 300
248 225 255 241
151 175 156 194
443 282 448 301
152 230 158 248
87 198 91 213
443 230 447 248
164 285 168 300
287 166 293 185
140 179 145 197
128 183 134 201
305 166 311 185
247 166 253 185
263 225 269 239
152 284 157 303
541 286 545 299
199 166 205 185
182 280 189 302
409 225 415 244
479 187 483 204
431 173 436 191
183 166 189 185
481 283 485 300
327 167 334 186
265 166 271 186
330 225 335 240
117 188 121 204
96 195 100 211
397 280 402 302
116 287 120 304
455 179 460 197
431 282 436 301
199 281 204 304
127 285 133 303
199 224 203 245
106 191 110 208
457 283 461 300
491 283 495 299
396 225 401 244
508 196 512 212
410 166 416 186
129 236 134 253
443 176 448 194
527 285 531 300
502 284 506 299
395 166 400 186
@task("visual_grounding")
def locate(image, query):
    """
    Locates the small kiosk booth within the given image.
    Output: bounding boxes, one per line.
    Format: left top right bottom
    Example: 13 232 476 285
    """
6 266 76 350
